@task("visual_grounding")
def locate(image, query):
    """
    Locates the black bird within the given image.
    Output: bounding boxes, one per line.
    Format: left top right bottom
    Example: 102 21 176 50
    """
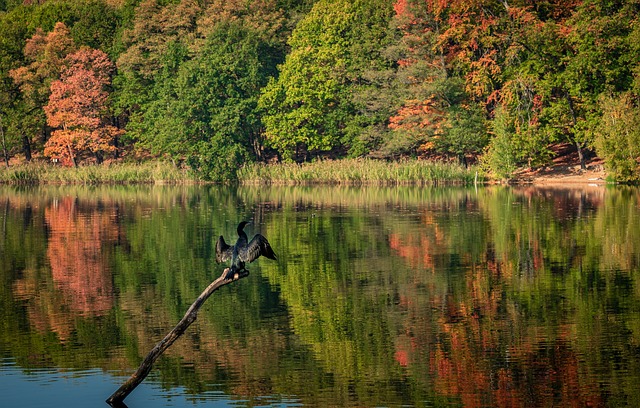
216 221 277 279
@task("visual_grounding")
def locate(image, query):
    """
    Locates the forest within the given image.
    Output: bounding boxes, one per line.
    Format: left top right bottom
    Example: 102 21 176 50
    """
1 0 639 182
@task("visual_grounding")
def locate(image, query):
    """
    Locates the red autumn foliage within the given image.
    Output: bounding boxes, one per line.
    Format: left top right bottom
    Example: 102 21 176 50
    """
45 196 119 316
44 47 122 166
9 22 76 108
388 191 607 407
389 99 445 132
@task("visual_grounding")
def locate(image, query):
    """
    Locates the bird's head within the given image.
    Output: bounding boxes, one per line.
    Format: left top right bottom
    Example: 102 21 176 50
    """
237 220 251 234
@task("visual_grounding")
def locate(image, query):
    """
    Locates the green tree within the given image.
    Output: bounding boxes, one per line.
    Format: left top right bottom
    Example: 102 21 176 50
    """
482 107 519 180
259 0 356 161
116 0 200 81
139 22 273 181
25 0 75 33
507 0 638 170
497 76 551 169
0 5 32 162
113 0 288 166
68 0 121 55
259 0 393 161
439 103 488 166
595 94 640 182
561 0 638 169
112 0 201 142
24 0 120 53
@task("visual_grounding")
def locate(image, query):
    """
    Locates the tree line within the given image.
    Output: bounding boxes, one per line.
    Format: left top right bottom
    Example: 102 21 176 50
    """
1 0 639 181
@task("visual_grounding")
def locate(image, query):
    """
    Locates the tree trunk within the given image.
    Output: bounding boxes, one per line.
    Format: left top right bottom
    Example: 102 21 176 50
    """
66 141 77 167
458 153 467 168
564 91 587 170
576 141 585 170
113 134 119 160
22 135 32 162
0 116 8 167
106 267 249 406
2 198 8 241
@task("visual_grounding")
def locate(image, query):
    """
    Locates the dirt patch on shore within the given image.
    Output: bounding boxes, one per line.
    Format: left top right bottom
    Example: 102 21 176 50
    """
511 143 607 186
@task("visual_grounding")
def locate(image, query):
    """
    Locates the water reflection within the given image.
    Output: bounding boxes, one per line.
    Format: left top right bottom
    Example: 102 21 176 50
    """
0 185 639 407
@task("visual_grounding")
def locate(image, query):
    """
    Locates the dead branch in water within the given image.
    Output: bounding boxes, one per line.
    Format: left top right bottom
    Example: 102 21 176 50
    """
106 267 248 406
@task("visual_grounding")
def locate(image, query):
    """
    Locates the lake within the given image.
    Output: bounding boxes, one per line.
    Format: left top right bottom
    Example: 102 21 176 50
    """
1 184 639 407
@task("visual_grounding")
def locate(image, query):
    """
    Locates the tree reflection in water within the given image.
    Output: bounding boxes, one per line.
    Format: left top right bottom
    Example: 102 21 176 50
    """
0 185 639 407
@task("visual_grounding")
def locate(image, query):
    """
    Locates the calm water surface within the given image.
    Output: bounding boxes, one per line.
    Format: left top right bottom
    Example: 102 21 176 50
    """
1 185 639 407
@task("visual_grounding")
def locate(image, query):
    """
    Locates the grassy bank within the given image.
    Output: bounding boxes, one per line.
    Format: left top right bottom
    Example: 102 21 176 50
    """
0 161 194 185
239 159 483 185
1 159 483 185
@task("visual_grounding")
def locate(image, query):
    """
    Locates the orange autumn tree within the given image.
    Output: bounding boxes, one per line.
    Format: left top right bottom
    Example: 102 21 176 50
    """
44 47 121 166
9 22 76 111
9 22 77 159
383 0 492 162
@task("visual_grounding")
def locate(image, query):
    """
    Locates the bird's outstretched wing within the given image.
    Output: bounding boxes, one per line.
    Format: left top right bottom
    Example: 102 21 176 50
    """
215 235 233 263
239 234 277 263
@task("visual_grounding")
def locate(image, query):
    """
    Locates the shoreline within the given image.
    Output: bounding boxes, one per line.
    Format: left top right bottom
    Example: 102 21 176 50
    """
0 154 615 187
511 164 608 186
509 144 610 186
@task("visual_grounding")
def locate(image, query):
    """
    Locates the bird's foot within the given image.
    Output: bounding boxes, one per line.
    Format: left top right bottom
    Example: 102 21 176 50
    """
223 267 235 280
235 268 249 280
223 267 249 281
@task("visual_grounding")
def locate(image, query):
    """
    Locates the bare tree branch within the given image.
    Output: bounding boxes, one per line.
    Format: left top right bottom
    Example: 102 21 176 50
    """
106 267 249 406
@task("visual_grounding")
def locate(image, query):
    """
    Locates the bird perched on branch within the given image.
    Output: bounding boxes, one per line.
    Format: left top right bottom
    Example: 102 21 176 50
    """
216 221 277 279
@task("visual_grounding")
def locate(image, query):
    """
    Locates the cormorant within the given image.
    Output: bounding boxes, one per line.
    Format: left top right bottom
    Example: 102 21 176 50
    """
216 221 277 279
